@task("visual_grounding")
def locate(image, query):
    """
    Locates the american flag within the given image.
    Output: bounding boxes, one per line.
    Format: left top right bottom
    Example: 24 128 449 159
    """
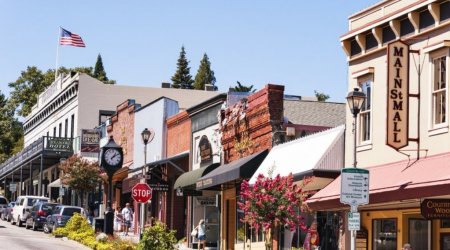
60 28 86 47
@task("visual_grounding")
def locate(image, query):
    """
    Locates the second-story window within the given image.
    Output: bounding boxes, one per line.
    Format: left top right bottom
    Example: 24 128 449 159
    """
359 79 372 143
432 56 447 127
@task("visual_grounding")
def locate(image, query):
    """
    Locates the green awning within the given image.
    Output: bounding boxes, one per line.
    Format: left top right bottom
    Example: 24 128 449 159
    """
173 163 220 190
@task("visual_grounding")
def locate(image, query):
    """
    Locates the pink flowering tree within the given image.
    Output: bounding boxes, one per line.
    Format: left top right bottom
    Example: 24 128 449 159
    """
238 173 310 250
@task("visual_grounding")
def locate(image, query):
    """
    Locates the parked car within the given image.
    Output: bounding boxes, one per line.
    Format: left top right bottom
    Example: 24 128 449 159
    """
1 202 16 221
11 196 49 227
25 201 59 231
0 196 10 220
43 205 87 233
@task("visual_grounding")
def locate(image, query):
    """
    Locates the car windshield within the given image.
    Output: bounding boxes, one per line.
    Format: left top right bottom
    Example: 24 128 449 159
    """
0 198 7 205
27 198 48 206
62 208 81 216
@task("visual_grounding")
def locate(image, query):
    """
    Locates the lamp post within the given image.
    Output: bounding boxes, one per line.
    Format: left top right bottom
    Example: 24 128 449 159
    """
346 88 366 250
140 128 154 239
346 88 366 168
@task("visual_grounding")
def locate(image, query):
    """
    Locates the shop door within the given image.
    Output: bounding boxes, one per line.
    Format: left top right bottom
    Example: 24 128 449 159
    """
408 219 430 250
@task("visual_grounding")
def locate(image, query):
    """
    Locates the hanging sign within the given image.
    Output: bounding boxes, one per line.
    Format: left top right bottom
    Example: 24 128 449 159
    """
386 40 409 150
421 199 450 219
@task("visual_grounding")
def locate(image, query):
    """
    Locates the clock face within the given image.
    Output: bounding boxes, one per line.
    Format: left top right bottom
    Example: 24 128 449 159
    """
104 148 122 166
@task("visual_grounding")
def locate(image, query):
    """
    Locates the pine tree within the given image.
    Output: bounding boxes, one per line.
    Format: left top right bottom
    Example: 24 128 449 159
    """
194 53 216 90
93 54 113 84
171 46 194 89
232 81 255 93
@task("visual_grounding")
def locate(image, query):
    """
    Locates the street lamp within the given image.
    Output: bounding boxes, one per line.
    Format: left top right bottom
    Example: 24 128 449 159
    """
140 128 154 239
346 87 366 168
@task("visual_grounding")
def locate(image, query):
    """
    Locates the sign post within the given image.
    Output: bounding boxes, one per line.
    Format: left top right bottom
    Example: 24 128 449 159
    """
341 168 369 250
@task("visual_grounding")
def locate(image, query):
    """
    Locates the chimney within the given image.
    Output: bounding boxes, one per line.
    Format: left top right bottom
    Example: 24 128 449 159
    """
205 84 216 91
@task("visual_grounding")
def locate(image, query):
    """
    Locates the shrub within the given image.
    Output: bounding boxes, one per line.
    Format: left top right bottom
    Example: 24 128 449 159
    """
137 221 177 250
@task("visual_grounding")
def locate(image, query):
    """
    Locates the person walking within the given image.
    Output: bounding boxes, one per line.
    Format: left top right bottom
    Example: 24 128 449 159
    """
114 206 122 232
121 203 133 236
195 219 206 250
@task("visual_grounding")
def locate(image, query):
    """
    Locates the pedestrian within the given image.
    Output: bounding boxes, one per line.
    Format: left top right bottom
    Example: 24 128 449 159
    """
114 206 123 232
402 243 412 250
303 221 319 250
121 203 133 236
194 219 206 250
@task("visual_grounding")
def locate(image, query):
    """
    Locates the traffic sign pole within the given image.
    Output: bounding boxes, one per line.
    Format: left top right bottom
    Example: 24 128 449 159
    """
340 168 369 250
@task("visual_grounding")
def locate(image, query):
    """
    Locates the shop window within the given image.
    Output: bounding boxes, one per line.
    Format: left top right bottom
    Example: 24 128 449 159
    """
359 79 372 144
419 9 435 31
432 56 447 128
400 17 415 36
351 39 361 56
382 25 396 44
441 1 450 22
409 219 431 250
372 218 397 250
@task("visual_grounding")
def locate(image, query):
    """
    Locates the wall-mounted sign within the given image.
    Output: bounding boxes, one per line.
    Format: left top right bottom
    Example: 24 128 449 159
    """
421 199 450 219
199 135 212 163
46 137 72 152
195 197 216 206
81 129 100 153
148 178 170 192
387 40 409 150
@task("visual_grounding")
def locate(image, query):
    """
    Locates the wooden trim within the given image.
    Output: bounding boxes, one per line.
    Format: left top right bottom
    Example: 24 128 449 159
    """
423 40 450 53
352 67 375 78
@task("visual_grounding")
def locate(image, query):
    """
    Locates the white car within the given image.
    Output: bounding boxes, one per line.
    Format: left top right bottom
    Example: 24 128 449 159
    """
11 195 49 227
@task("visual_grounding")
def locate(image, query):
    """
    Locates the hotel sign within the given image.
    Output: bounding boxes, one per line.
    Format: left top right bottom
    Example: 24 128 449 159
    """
421 199 450 219
387 40 409 150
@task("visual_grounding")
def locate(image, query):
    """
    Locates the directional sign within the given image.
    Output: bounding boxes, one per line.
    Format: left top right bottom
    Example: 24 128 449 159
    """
9 183 16 192
348 212 361 231
340 168 369 206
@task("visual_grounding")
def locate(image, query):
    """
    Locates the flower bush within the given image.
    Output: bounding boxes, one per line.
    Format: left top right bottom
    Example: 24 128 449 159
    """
137 221 178 250
238 173 310 249
52 213 137 250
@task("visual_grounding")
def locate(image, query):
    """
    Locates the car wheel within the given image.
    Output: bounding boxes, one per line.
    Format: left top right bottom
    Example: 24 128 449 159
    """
43 224 49 234
17 216 22 227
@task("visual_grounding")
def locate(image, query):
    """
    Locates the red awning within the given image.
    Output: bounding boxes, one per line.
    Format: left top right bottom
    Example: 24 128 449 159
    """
307 152 450 210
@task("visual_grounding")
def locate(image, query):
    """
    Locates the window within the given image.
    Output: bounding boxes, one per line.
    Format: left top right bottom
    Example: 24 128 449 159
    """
409 219 431 250
400 18 415 36
382 25 396 44
59 123 62 137
365 33 378 50
65 118 68 138
419 9 435 30
350 39 361 56
71 114 75 138
373 218 397 250
359 79 372 143
432 56 447 127
53 127 56 137
441 1 450 22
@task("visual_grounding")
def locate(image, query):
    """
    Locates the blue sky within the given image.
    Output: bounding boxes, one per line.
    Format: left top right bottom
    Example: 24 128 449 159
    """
1 1 379 102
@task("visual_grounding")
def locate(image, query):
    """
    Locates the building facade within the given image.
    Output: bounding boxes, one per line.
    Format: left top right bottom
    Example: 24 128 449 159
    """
308 1 450 249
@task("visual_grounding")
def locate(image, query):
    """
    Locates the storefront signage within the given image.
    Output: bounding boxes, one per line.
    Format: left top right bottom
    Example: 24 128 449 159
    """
81 129 100 153
199 135 212 163
340 168 369 206
348 212 361 231
148 178 170 192
421 199 450 219
46 137 72 152
387 40 409 150
9 183 16 192
195 197 216 206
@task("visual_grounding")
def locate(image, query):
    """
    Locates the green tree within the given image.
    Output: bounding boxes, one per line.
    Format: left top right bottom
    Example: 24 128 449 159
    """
194 53 216 90
59 155 102 208
231 81 255 93
171 46 194 89
0 91 23 163
93 54 115 84
314 90 330 102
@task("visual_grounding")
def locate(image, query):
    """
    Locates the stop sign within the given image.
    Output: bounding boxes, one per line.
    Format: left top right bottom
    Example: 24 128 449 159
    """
131 183 152 203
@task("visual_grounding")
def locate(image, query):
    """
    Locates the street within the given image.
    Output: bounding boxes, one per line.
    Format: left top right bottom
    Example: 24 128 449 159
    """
0 218 90 250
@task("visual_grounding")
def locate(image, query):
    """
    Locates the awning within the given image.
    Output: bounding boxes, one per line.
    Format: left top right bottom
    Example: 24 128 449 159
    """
197 149 268 190
48 178 68 188
249 125 345 190
173 163 220 190
130 151 189 174
307 152 450 211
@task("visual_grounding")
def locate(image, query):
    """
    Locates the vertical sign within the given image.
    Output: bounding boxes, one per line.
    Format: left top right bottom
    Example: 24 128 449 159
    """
387 40 409 150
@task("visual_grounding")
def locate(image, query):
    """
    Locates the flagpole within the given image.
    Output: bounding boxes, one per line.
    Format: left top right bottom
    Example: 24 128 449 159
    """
55 27 61 81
